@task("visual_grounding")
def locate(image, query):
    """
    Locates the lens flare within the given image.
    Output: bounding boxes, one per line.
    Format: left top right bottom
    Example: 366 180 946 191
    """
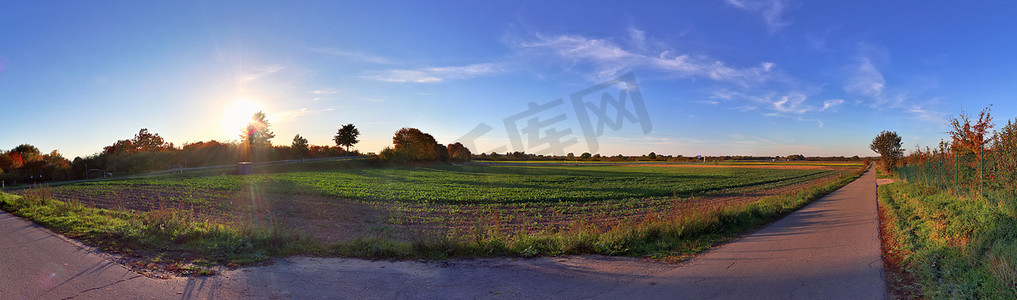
221 98 263 138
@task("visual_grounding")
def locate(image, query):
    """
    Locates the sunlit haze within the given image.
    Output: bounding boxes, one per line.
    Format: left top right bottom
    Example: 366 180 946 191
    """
220 98 264 138
2 1 1015 158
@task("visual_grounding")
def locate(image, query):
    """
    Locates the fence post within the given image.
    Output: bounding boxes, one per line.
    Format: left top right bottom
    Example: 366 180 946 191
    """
947 153 955 196
979 144 984 198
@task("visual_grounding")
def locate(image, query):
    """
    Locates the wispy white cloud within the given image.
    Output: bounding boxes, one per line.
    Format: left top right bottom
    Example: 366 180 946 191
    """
908 104 948 123
710 89 738 100
308 47 393 64
731 133 774 145
704 88 834 128
628 27 647 50
517 33 776 84
713 89 826 116
725 0 792 34
844 57 885 98
311 88 338 95
770 92 811 114
799 117 824 128
843 44 946 123
272 106 345 123
821 99 844 111
737 105 758 112
239 64 283 82
274 107 311 123
598 134 827 156
364 63 503 83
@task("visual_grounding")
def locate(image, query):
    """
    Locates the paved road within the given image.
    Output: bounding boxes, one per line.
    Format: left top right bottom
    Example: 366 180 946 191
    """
0 212 182 299
1 167 885 299
601 166 887 299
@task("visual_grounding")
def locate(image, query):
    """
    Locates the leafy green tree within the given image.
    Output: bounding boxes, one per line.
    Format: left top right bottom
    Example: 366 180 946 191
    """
447 142 472 162
104 139 136 154
995 118 1017 152
334 123 360 153
43 150 66 165
580 152 592 160
648 152 657 160
566 152 575 160
435 143 450 162
133 128 168 152
12 144 41 163
870 130 903 173
786 154 805 161
291 134 310 157
241 111 275 148
102 129 170 155
0 151 21 172
995 118 1017 189
389 127 439 161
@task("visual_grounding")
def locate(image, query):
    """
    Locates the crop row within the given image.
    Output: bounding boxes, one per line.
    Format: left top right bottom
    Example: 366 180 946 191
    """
52 165 841 204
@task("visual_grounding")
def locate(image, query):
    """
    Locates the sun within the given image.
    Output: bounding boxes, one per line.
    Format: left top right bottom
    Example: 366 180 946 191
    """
221 98 263 138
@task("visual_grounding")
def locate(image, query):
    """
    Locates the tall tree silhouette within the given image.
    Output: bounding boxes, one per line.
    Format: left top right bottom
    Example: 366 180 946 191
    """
241 111 275 148
291 134 310 157
334 123 360 153
133 128 168 152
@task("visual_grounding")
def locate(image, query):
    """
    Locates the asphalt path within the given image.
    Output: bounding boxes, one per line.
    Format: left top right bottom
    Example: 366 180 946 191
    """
600 166 887 299
0 167 885 299
0 212 183 299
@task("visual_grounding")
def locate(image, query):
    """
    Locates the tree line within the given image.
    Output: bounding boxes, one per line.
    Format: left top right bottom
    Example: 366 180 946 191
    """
871 105 1016 179
0 110 480 185
3 108 874 186
473 152 862 162
0 144 71 184
0 111 365 184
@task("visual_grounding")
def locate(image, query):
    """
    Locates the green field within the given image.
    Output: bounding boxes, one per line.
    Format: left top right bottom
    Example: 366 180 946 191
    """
1 161 865 267
474 160 865 167
48 163 844 203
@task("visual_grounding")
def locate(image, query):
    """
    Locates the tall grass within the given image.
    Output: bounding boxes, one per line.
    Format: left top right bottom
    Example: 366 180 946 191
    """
0 187 313 265
879 181 1017 298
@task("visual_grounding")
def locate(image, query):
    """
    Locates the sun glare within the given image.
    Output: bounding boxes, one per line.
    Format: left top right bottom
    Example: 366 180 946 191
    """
221 98 263 138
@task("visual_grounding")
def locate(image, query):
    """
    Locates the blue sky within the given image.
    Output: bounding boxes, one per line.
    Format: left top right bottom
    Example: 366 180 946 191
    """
2 1 1015 158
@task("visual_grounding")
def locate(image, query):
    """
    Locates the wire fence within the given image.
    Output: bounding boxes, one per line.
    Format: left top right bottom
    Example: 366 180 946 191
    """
896 146 1017 210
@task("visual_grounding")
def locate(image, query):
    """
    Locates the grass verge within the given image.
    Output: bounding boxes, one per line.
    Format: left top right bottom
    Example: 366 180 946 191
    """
878 181 1017 299
0 165 865 269
0 188 315 271
876 164 897 179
